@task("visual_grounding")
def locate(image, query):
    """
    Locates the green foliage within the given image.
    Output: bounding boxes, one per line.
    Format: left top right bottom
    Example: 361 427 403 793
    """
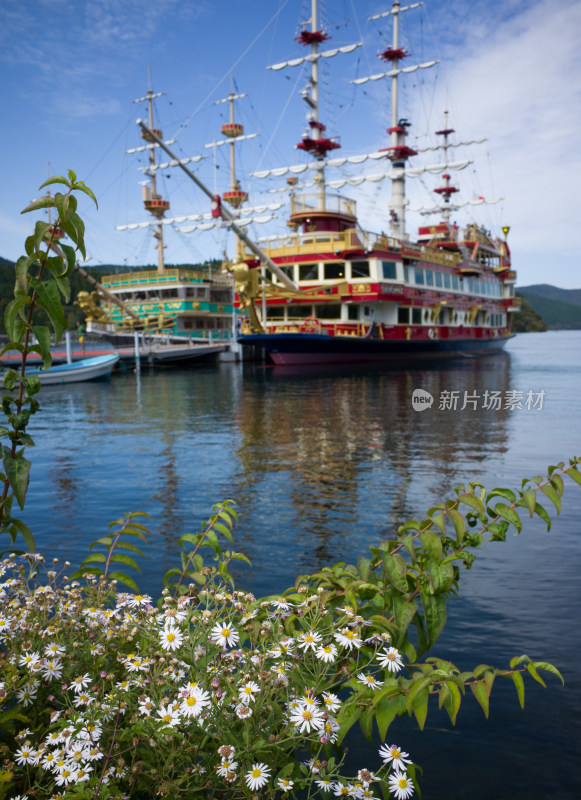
518 287 581 330
512 294 547 332
0 172 97 551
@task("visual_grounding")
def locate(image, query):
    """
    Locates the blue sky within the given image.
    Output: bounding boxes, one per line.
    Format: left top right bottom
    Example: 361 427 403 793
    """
1 0 580 287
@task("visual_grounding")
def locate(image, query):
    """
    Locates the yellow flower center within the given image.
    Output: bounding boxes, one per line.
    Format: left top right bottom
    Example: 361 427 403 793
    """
398 778 408 789
252 768 261 778
167 632 175 642
187 696 197 706
222 628 231 637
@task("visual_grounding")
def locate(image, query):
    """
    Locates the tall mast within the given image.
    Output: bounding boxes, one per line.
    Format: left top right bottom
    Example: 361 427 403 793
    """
433 110 458 224
139 67 169 273
220 81 249 260
295 0 339 210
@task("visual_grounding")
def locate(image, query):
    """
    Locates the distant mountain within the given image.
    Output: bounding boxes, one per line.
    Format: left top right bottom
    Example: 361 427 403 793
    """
517 285 581 330
518 284 581 307
512 295 546 333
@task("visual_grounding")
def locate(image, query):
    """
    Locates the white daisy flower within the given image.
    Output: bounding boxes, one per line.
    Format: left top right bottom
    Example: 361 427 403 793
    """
211 621 239 648
180 686 211 718
357 673 384 690
316 643 338 663
238 681 260 703
378 744 412 770
70 673 91 693
126 594 152 608
235 704 253 719
334 628 362 650
316 779 334 792
216 758 238 778
138 696 156 717
245 762 271 791
156 702 181 728
298 630 322 651
14 746 38 766
159 626 184 652
289 704 325 734
322 692 341 712
42 659 63 680
278 778 294 792
377 647 404 673
388 771 414 800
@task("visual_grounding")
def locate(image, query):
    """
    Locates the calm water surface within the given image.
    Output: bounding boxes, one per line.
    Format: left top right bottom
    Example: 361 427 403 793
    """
22 331 581 799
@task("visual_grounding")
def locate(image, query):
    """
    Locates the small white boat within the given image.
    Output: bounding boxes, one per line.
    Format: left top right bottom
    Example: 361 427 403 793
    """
24 353 119 385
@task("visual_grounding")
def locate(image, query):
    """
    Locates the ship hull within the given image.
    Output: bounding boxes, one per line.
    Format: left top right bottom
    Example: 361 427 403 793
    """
238 332 513 366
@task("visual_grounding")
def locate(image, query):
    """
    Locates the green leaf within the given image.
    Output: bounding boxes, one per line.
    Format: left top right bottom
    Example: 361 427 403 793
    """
518 490 537 517
61 243 76 275
428 560 454 593
419 530 442 562
20 196 56 214
107 571 140 593
22 375 41 396
565 466 581 486
32 278 67 342
469 680 489 717
375 692 401 740
383 552 409 593
540 484 561 514
447 508 465 545
2 369 20 391
458 493 486 517
358 555 371 581
38 175 72 191
14 255 34 294
33 219 52 252
7 517 35 553
534 501 552 531
443 680 461 724
4 297 30 342
213 521 234 543
30 325 52 368
359 705 374 743
336 702 360 746
494 503 522 534
3 451 31 510
487 487 516 503
80 553 107 565
109 553 141 573
392 596 418 644
411 686 429 730
419 590 447 648
531 661 564 685
74 181 98 208
510 671 525 708
55 192 70 224
526 662 546 688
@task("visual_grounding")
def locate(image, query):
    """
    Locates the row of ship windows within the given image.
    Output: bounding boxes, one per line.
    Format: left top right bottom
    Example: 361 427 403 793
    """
265 304 507 326
274 260 506 297
123 288 231 303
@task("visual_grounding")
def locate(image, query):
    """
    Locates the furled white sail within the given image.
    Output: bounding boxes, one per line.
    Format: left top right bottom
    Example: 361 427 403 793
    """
268 42 362 71
126 140 176 154
116 202 284 231
176 215 276 234
369 2 423 20
410 197 503 214
256 158 472 183
204 133 258 149
417 139 487 153
351 60 439 86
138 154 207 173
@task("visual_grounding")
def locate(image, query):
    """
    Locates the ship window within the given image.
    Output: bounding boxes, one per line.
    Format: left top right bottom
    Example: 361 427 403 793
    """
347 304 359 320
425 270 434 287
351 260 370 278
363 306 371 317
443 273 451 289
183 320 193 330
315 304 341 319
382 261 397 280
414 267 424 284
279 265 295 281
186 288 195 297
452 275 459 290
195 320 205 329
412 307 422 324
434 272 443 288
299 263 319 281
161 290 178 299
398 307 410 324
196 287 208 299
266 307 284 319
324 262 345 280
290 305 312 318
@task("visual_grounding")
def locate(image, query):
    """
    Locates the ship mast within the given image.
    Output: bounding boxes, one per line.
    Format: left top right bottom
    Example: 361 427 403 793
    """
433 110 458 225
138 68 170 273
296 0 340 211
220 83 249 260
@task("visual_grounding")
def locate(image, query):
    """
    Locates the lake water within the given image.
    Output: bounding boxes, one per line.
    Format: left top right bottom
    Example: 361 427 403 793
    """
19 331 581 799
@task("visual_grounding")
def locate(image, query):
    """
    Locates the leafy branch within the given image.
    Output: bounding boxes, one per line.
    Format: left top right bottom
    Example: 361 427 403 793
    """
0 171 97 552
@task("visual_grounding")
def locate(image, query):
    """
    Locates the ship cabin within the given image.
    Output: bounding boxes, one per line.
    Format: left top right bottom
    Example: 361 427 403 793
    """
243 194 519 341
93 268 234 339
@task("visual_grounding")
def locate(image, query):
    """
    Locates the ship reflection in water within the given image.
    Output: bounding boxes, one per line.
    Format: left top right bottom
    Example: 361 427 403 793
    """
232 354 511 591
